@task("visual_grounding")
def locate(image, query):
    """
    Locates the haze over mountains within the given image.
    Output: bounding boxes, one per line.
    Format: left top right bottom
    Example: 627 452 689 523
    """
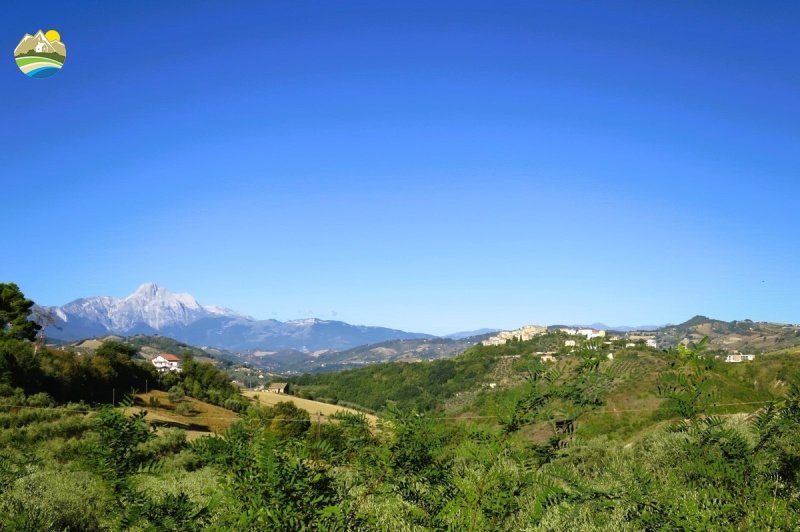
43 283 434 351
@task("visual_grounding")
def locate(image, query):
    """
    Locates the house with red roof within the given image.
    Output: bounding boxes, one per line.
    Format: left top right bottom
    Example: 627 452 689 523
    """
152 353 182 373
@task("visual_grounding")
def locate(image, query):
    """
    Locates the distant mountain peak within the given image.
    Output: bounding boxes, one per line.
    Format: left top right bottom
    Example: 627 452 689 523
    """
129 282 163 298
43 284 433 351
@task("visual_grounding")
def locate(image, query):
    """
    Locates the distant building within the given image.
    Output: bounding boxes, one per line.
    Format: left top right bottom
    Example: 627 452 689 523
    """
152 354 181 373
725 353 743 363
559 328 578 335
564 340 576 347
541 354 557 363
482 325 547 346
646 339 658 348
268 382 289 393
625 343 636 348
726 352 755 362
578 329 606 339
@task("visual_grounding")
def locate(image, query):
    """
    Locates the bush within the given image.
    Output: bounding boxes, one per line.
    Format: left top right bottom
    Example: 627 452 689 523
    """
175 401 192 416
168 386 185 403
0 468 114 531
26 392 55 408
137 428 187 459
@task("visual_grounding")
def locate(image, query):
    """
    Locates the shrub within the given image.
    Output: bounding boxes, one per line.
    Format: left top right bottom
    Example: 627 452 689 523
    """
175 401 192 416
26 392 55 408
168 385 185 403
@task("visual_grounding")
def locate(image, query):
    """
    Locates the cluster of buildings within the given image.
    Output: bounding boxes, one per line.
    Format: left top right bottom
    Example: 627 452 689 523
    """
481 325 547 346
558 328 607 340
626 334 658 348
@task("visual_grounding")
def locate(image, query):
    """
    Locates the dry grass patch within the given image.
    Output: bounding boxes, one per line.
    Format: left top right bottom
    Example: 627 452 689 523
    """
127 390 240 439
242 390 378 426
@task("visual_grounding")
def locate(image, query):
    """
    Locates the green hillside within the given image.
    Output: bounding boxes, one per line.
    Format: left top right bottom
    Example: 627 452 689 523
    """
289 332 800 429
3 285 800 529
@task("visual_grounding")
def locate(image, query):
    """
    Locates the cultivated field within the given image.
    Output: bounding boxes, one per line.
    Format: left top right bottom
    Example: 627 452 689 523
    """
128 390 240 439
242 390 378 426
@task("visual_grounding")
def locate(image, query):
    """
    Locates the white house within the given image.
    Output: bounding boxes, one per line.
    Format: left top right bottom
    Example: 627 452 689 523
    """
34 40 54 53
578 329 606 340
564 340 576 347
725 351 754 363
152 354 181 372
725 353 743 363
646 339 658 348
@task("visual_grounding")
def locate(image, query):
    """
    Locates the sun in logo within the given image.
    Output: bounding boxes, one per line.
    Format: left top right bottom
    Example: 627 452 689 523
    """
14 29 67 78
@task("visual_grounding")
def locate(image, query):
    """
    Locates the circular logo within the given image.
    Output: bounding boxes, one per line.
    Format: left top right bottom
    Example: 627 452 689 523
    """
14 29 66 78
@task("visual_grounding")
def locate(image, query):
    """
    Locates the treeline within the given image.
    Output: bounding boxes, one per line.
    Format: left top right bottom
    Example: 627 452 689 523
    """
0 283 243 411
161 356 249 411
289 338 547 411
0 339 156 404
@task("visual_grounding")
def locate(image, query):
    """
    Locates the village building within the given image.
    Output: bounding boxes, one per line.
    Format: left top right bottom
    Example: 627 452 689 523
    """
577 328 606 339
481 324 547 346
726 351 755 363
268 382 290 393
152 354 181 373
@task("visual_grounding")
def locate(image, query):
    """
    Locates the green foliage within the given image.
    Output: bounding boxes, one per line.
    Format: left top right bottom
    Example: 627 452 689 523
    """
168 384 186 403
289 339 513 411
86 407 153 483
247 401 311 439
0 283 41 342
193 422 342 530
1 337 158 404
657 337 717 420
4 322 800 529
175 401 193 416
162 356 248 411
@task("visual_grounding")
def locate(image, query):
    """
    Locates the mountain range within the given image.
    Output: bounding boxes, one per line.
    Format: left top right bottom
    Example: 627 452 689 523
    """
42 283 433 352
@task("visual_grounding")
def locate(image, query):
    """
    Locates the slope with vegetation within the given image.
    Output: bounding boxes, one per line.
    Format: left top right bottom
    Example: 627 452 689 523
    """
3 283 800 529
653 315 800 353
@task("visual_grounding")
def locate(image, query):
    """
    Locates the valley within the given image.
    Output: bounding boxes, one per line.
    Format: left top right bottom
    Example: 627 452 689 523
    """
4 283 800 529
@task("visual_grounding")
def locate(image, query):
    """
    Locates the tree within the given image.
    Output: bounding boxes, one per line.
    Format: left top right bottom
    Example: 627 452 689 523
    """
0 283 41 341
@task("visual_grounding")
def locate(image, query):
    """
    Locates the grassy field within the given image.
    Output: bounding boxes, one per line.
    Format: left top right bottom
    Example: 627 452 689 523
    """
127 390 240 439
242 390 378 426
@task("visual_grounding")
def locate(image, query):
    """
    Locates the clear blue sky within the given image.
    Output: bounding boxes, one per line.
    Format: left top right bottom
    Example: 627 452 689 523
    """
2 1 799 335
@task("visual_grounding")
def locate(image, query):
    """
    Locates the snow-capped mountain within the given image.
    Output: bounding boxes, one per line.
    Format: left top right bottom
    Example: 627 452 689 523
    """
43 283 433 351
57 283 243 332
